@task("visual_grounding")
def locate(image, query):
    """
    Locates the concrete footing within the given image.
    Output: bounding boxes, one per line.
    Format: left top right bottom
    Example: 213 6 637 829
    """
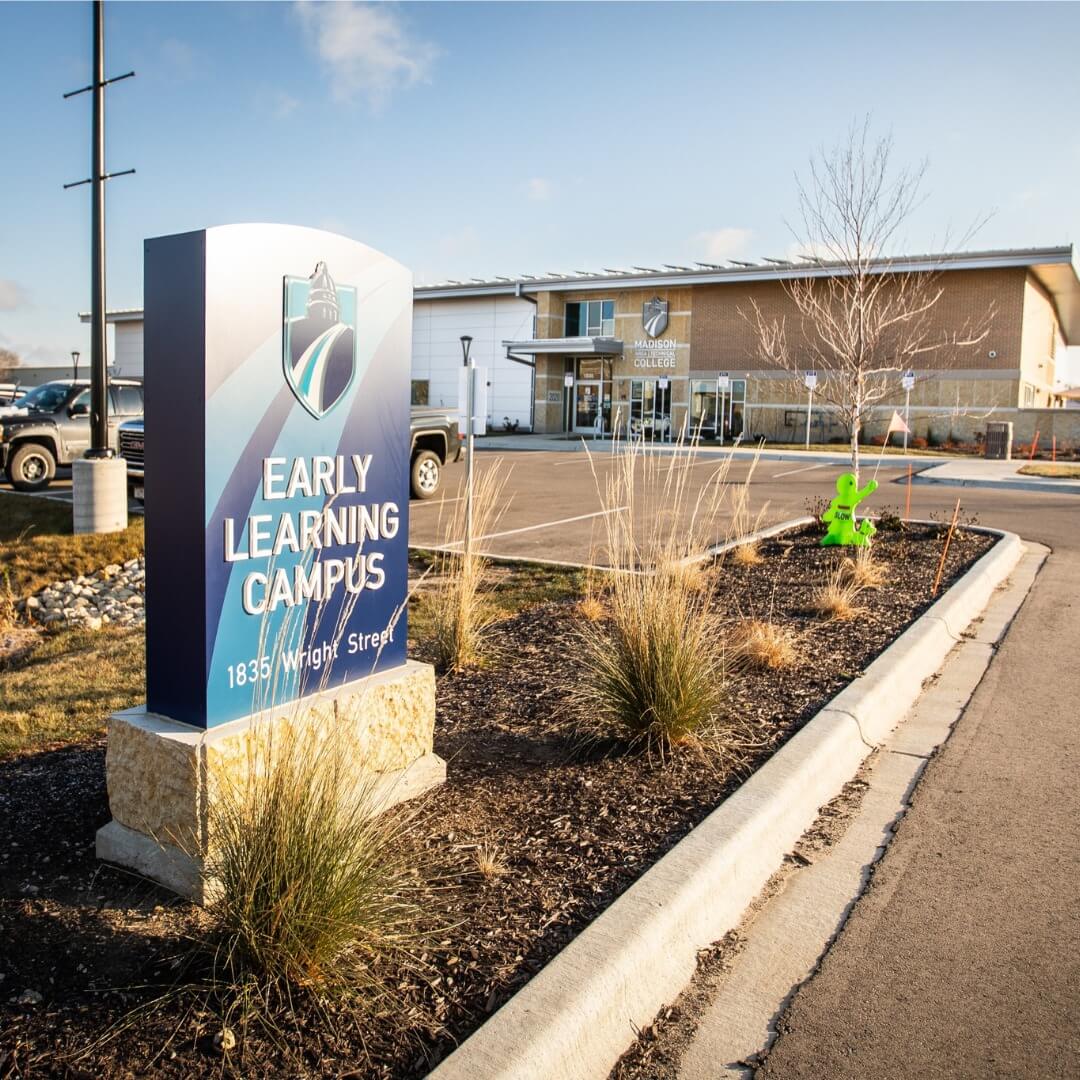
72 456 128 534
95 659 444 903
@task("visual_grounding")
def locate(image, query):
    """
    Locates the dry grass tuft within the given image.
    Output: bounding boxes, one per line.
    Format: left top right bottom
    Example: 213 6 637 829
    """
732 541 763 566
425 464 508 671
473 842 508 881
813 562 866 621
730 618 799 670
843 545 886 590
576 595 607 622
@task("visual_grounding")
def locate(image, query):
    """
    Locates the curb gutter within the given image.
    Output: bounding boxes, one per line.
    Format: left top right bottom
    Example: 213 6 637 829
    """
427 523 1025 1080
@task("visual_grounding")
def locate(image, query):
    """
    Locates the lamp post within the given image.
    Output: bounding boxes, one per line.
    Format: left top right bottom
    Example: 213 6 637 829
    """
460 335 474 559
71 350 80 382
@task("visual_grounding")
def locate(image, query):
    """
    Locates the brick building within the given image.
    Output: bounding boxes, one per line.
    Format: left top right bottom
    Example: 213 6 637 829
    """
418 245 1079 443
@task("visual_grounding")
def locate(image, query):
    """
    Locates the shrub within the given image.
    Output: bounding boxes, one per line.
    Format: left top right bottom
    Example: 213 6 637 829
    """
729 618 798 670
910 436 928 450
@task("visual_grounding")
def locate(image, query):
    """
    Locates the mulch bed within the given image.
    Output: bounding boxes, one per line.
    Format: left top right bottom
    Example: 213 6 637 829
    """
0 522 995 1078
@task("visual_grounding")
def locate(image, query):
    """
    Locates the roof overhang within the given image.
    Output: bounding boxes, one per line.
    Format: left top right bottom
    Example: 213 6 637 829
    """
502 337 623 356
78 309 144 324
1028 259 1080 344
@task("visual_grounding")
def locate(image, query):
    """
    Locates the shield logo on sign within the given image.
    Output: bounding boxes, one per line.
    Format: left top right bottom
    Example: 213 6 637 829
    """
642 296 669 338
282 262 358 419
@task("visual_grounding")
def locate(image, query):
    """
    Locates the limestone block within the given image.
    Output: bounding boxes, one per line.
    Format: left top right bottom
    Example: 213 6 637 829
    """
98 659 442 900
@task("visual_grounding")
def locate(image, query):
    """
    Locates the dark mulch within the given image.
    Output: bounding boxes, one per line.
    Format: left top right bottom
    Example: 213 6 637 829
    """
0 523 994 1078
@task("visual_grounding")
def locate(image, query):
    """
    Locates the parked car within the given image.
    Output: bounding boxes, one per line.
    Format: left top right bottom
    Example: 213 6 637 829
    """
0 378 144 491
118 408 461 505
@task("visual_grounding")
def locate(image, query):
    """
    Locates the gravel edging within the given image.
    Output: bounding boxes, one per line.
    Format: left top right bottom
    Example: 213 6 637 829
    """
427 523 1024 1080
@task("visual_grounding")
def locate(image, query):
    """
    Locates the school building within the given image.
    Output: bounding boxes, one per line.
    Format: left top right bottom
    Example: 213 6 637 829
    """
77 244 1080 447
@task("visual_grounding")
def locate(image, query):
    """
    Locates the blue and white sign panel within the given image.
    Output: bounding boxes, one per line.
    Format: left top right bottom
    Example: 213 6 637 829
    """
144 224 411 729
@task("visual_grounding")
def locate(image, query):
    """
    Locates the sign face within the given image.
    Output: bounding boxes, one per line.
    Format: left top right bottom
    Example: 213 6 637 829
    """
547 390 562 404
902 371 916 390
144 225 412 729
564 372 575 387
658 377 669 390
804 371 818 390
642 296 669 339
717 372 731 391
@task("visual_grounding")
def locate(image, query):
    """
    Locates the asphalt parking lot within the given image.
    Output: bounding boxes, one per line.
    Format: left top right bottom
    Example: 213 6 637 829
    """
409 445 1080 566
0 468 145 515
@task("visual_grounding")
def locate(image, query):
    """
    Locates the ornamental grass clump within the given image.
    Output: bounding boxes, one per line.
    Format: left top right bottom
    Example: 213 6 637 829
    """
842 544 886 590
576 429 737 756
426 463 508 671
205 728 432 1007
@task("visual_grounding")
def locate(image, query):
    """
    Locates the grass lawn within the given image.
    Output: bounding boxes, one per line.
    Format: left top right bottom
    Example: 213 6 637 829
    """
0 492 144 597
1018 463 1080 479
1 552 584 759
0 626 144 757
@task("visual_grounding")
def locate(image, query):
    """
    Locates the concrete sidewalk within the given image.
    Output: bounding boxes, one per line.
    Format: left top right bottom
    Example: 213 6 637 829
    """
476 432 956 468
916 458 1080 494
749 542 1080 1077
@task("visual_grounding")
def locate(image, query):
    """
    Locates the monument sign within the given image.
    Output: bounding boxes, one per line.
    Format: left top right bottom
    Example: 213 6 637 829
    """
97 225 442 898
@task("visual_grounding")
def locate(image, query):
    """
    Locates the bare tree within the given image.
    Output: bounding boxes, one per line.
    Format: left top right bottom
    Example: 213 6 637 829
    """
0 347 20 385
746 119 992 477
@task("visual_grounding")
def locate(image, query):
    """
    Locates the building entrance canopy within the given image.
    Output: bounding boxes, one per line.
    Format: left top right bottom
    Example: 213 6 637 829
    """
502 336 623 356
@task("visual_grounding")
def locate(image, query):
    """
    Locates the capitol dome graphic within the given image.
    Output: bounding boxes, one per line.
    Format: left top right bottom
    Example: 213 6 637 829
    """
283 261 357 418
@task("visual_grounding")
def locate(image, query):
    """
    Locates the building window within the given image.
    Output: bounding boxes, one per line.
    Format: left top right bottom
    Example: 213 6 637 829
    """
1023 383 1035 408
565 300 614 338
411 379 430 406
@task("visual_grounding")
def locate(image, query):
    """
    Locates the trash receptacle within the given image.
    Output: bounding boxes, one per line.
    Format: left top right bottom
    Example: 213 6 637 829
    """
984 421 1013 460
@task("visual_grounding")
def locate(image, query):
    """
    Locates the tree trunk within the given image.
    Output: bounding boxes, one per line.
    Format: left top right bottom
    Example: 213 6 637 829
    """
849 405 861 481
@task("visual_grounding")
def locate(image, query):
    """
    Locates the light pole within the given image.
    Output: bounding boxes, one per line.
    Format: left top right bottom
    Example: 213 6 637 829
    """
460 335 474 560
71 350 80 382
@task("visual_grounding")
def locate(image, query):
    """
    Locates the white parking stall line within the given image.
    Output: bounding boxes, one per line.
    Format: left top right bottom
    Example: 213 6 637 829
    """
772 462 827 479
411 495 465 508
434 505 629 548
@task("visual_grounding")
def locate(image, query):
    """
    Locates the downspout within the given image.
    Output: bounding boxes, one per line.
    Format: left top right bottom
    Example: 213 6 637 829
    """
516 281 538 432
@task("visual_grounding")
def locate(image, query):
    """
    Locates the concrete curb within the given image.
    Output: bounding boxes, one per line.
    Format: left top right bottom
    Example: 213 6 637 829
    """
427 523 1024 1080
911 471 1080 495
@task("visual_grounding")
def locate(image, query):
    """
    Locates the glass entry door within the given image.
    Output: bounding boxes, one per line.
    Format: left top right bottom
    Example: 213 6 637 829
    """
572 358 611 434
690 378 747 442
629 379 672 441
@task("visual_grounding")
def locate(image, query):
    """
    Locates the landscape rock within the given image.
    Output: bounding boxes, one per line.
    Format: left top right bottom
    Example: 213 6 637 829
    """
21 557 146 633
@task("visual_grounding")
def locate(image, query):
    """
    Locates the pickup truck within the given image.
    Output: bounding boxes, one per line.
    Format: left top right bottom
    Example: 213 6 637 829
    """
119 407 461 503
1 378 144 491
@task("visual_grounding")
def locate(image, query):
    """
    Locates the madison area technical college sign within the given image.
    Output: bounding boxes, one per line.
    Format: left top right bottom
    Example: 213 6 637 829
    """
143 225 411 729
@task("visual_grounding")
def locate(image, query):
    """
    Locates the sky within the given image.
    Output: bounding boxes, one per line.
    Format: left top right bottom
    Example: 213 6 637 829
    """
1 1 1079 381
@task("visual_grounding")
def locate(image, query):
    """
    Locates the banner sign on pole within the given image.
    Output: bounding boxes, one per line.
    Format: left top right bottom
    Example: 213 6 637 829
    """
144 224 412 729
717 372 731 391
564 372 574 388
658 377 669 390
804 370 818 391
457 365 489 437
902 371 916 390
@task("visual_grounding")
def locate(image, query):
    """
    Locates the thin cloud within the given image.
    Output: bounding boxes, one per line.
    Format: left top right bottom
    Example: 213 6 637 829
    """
0 280 28 312
525 178 553 202
692 227 753 262
294 1 439 109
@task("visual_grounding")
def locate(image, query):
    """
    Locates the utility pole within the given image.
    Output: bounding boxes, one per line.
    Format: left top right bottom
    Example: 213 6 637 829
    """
64 0 135 533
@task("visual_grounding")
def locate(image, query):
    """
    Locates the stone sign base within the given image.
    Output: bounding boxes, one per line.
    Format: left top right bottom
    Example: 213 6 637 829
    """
95 660 443 903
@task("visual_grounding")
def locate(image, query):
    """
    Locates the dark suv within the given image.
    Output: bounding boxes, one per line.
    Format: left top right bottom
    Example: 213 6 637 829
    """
0 379 144 491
